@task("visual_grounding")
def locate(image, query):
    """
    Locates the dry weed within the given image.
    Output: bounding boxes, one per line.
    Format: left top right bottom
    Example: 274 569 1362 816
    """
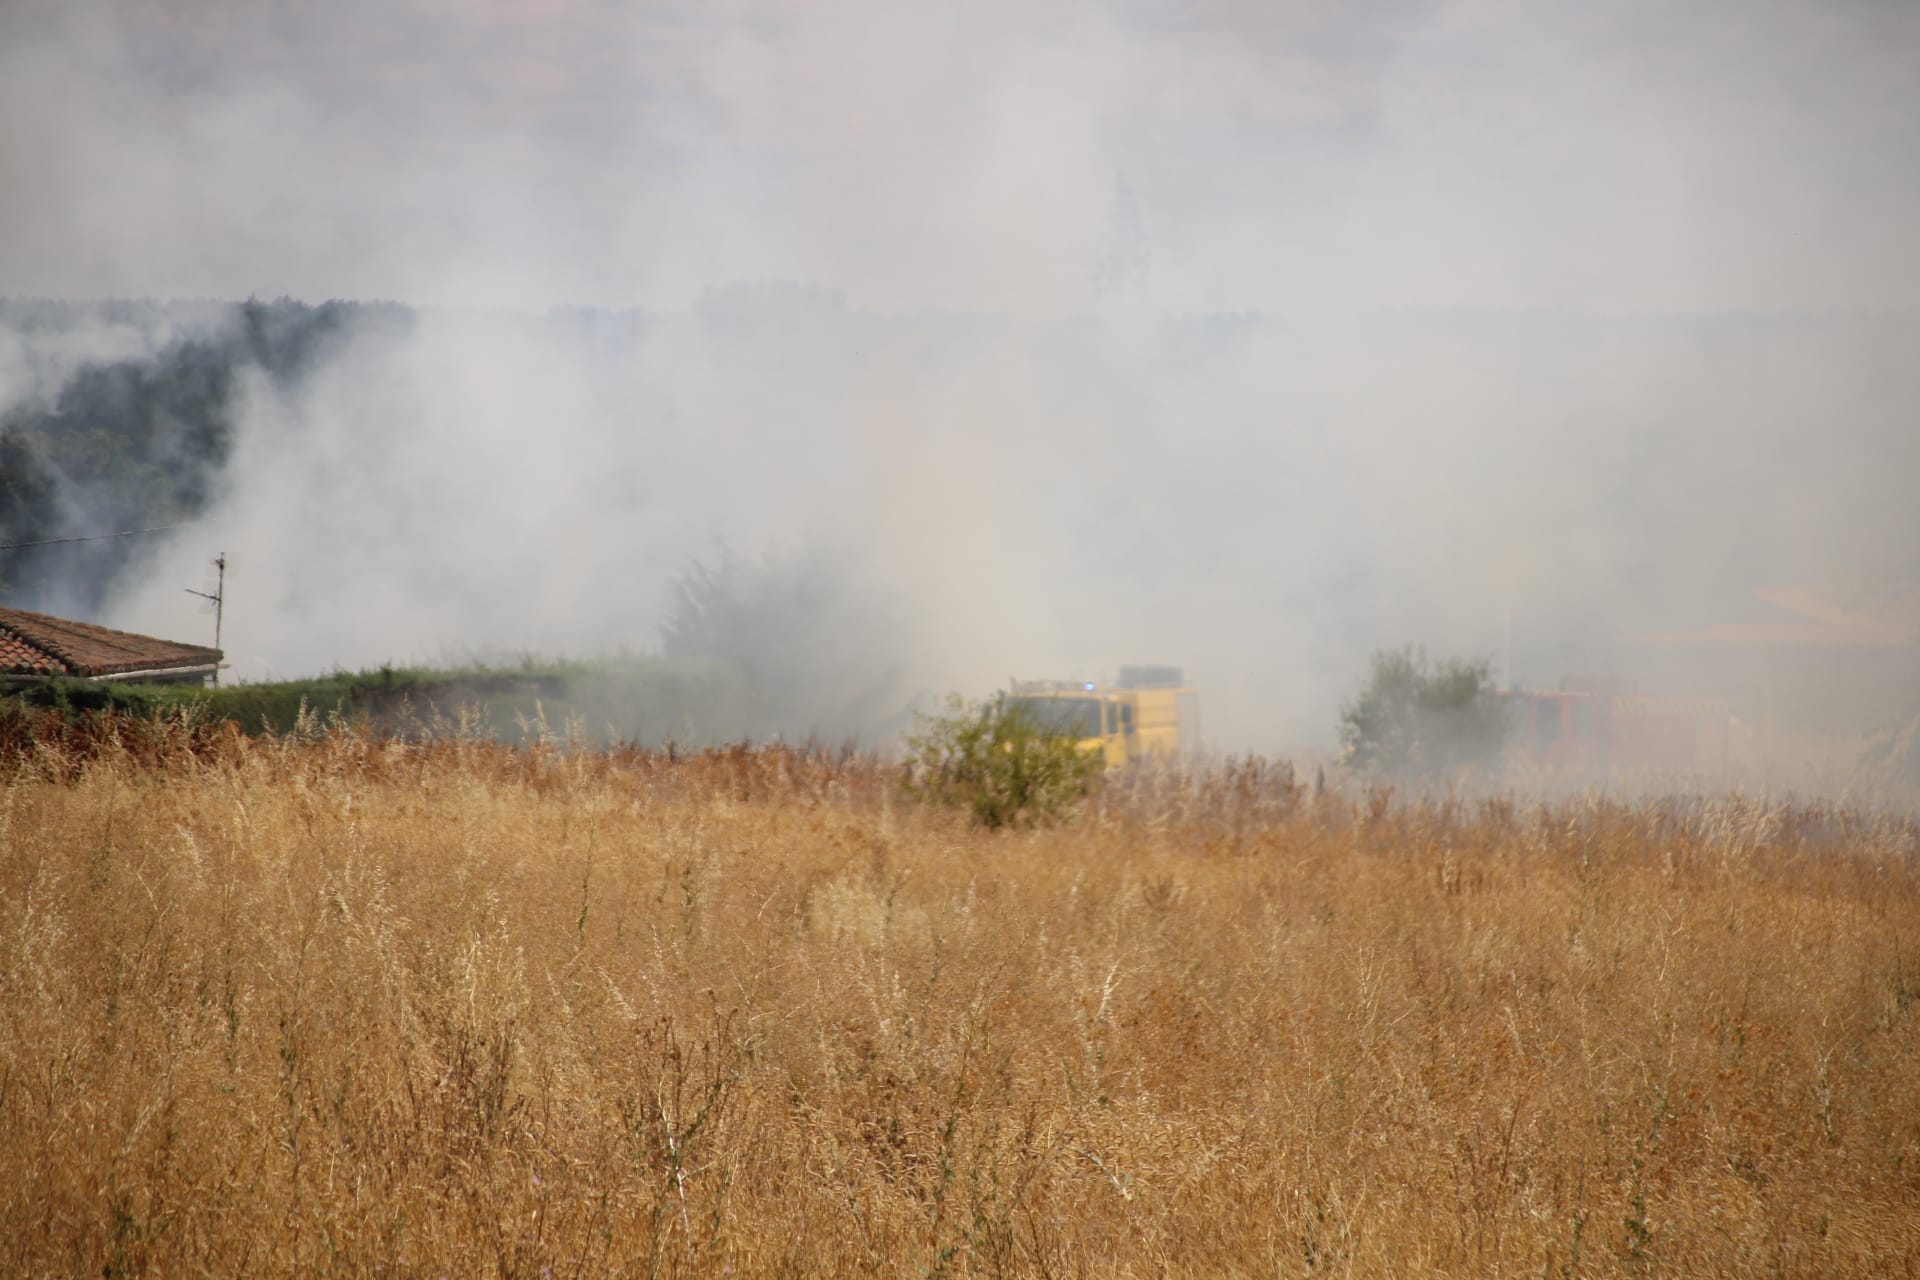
1 727 1916 1275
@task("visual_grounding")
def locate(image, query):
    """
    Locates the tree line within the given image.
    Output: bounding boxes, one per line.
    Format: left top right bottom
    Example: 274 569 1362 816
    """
0 298 404 613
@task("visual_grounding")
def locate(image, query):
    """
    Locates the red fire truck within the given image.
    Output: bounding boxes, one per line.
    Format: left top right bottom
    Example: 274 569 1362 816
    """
1498 683 1729 779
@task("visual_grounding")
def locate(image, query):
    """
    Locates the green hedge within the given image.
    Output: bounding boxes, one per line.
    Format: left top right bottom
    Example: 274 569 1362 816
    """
2 656 761 747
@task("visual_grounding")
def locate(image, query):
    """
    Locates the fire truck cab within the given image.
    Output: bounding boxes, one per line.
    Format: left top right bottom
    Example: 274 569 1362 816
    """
1005 665 1199 769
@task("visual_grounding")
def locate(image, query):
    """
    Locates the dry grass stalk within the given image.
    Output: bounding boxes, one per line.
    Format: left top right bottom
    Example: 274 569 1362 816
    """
1 725 1917 1276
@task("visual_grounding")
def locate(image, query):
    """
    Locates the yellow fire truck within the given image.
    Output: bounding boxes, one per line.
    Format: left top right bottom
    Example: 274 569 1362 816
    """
1005 665 1200 768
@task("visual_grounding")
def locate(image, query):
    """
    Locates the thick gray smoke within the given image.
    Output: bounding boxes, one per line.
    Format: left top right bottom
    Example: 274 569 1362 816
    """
3 0 1917 756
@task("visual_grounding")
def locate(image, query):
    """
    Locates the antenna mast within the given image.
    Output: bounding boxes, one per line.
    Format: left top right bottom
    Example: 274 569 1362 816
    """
184 552 226 687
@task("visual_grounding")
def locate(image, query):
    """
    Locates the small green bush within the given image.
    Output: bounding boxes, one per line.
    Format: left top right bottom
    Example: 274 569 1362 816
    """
1339 646 1509 781
903 694 1104 829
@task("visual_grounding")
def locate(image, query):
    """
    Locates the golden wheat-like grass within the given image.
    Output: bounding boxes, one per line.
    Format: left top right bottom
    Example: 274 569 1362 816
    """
1 730 1917 1277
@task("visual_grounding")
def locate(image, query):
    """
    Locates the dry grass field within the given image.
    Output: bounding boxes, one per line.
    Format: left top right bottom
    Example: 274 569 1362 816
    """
2 726 1918 1277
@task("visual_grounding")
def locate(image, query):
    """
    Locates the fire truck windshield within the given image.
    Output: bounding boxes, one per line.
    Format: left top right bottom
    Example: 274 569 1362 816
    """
1005 697 1103 738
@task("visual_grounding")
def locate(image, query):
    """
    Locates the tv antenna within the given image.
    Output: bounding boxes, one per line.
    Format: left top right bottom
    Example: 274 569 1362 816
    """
184 552 227 687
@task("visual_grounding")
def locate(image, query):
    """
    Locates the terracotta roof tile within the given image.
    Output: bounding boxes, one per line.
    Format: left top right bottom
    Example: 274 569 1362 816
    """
0 607 222 678
0 630 64 675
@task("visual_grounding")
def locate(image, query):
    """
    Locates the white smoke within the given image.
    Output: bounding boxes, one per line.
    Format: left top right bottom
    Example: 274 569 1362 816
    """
4 0 1917 751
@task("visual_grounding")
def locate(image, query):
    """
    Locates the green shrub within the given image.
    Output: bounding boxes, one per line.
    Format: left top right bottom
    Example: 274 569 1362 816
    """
1339 647 1509 781
903 694 1105 829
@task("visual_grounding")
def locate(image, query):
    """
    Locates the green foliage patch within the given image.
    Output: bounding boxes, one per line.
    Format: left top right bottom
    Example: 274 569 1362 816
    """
903 694 1105 829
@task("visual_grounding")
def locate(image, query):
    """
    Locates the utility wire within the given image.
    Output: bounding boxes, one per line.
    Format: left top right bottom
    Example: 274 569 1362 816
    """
0 523 194 551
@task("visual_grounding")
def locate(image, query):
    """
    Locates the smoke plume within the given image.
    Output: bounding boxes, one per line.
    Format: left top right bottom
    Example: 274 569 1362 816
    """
3 0 1917 756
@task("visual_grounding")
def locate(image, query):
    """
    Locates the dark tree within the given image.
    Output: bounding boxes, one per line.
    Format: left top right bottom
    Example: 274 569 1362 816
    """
1340 646 1509 780
660 544 913 743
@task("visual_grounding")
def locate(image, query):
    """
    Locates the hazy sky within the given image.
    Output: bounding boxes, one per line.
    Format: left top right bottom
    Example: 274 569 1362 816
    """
5 0 1918 312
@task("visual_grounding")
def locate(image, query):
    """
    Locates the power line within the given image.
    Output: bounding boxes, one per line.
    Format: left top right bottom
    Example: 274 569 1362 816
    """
0 523 194 551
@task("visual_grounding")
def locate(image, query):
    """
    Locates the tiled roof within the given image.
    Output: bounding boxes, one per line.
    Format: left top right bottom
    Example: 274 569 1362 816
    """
0 607 222 678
